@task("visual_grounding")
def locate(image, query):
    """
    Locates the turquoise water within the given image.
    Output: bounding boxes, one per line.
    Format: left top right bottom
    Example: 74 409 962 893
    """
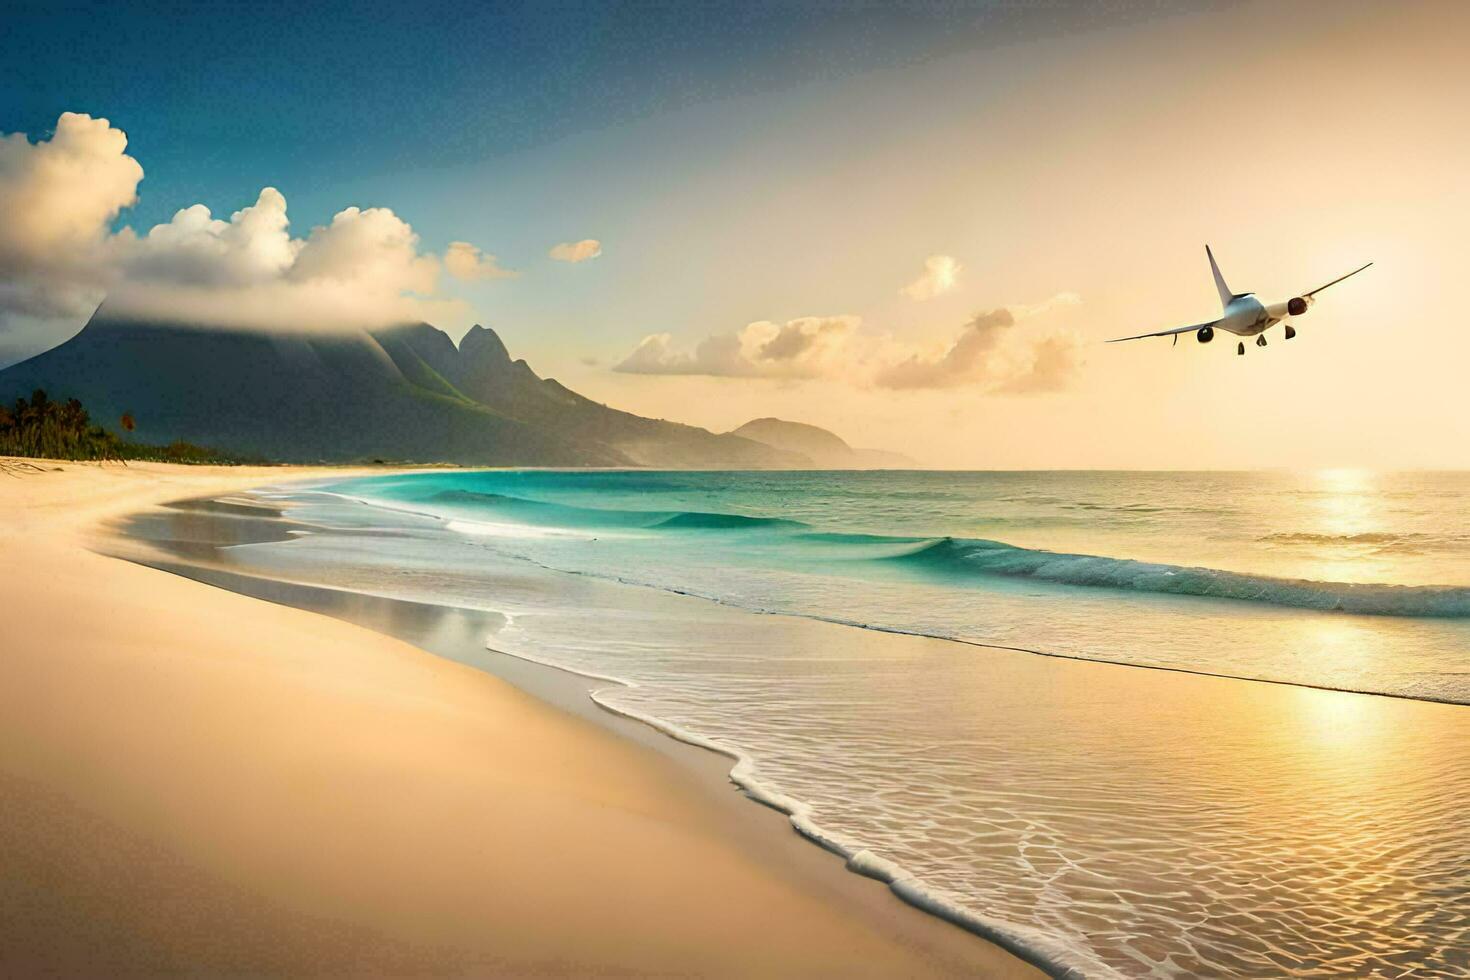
223 470 1470 977
326 469 1470 703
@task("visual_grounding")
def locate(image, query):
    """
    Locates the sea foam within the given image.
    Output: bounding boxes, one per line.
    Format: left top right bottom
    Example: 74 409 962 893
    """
481 635 1108 980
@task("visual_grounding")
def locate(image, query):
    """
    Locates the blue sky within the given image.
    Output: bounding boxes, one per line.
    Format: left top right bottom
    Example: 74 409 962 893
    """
3 0 1188 230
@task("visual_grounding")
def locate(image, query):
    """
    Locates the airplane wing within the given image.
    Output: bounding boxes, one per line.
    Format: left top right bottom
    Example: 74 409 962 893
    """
1107 319 1218 344
1304 261 1373 299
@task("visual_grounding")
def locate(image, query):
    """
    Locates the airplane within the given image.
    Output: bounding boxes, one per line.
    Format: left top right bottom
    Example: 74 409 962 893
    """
1108 246 1373 355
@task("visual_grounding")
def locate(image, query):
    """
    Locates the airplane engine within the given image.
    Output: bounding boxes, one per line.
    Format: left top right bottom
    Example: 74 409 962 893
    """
1197 325 1214 344
1287 296 1309 316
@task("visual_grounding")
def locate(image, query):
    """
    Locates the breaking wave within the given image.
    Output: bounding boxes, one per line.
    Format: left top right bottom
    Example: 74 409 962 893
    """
429 488 807 532
395 485 1470 620
887 537 1470 618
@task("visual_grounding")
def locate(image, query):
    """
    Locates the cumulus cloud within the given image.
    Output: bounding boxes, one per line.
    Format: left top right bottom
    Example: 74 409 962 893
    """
102 197 459 330
901 254 961 301
875 294 1082 390
0 112 144 319
998 333 1083 394
615 295 1082 394
549 238 602 263
94 186 372 330
615 316 859 379
874 308 1015 389
111 187 296 287
0 112 512 335
444 241 518 281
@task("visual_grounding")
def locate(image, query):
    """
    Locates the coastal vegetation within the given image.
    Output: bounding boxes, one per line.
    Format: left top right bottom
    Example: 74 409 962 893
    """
0 389 244 465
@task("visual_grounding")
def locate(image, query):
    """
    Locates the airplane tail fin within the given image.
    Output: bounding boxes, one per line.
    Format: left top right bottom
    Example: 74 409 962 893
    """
1206 245 1234 308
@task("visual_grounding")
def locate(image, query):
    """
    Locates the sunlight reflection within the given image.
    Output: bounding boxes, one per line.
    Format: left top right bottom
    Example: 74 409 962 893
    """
1284 616 1390 759
1301 468 1382 581
1290 677 1381 750
1313 468 1374 532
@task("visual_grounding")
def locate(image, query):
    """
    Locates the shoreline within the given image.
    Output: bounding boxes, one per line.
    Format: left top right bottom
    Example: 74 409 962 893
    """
121 550 1083 979
118 473 1470 977
0 459 1039 977
112 490 1065 976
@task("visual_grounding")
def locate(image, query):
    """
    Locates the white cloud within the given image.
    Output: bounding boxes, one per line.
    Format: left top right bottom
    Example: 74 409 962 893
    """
99 278 467 334
0 112 144 319
0 113 142 264
614 295 1083 393
998 333 1084 394
111 188 297 287
444 240 518 281
101 197 457 330
0 112 513 335
901 254 961 301
874 307 1015 389
288 206 437 291
615 316 859 378
549 238 602 263
875 294 1083 390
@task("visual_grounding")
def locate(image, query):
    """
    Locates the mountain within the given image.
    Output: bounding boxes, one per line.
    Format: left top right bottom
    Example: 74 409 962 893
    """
729 417 918 469
0 313 799 467
730 418 854 465
379 324 803 467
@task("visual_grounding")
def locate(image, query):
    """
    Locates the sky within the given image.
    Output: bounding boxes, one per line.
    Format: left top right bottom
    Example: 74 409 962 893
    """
3 0 1468 468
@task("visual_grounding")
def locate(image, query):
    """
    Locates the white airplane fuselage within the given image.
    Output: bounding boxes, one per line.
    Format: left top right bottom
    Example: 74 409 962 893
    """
1219 293 1284 337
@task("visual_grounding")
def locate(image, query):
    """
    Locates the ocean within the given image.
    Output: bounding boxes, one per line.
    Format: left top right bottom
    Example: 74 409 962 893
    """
196 470 1469 977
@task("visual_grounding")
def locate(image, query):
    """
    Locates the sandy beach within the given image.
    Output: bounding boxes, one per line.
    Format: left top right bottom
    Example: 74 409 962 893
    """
0 459 1037 977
